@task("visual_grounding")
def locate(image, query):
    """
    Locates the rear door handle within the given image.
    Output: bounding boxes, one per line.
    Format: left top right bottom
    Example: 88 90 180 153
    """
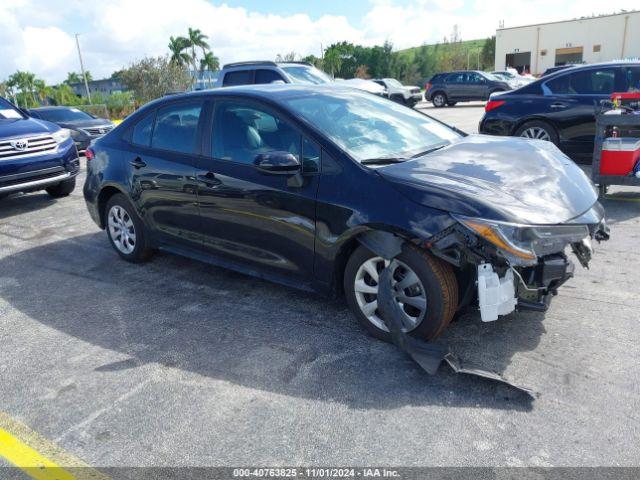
130 157 147 169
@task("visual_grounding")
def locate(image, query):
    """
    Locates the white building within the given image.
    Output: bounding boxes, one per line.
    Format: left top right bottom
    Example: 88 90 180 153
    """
495 11 640 75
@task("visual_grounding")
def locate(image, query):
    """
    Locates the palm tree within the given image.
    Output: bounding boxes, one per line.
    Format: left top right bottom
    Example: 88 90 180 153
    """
168 36 190 67
186 27 209 73
7 71 38 107
199 51 219 88
65 72 81 84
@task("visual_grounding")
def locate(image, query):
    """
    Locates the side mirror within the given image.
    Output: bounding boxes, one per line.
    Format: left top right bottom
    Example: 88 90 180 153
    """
254 151 301 175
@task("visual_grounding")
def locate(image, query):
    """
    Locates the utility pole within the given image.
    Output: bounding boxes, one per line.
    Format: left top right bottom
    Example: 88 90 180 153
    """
75 34 92 104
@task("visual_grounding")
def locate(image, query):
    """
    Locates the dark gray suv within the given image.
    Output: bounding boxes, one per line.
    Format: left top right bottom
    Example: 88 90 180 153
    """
425 71 511 107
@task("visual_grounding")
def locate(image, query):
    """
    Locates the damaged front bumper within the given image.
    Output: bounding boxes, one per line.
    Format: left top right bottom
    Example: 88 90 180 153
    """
427 206 610 322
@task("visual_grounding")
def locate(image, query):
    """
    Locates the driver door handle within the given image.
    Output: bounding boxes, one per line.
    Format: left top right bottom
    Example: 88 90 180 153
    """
550 102 568 109
130 157 147 169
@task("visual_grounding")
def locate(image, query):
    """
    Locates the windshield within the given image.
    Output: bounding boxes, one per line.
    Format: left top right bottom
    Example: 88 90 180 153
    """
0 97 25 120
280 65 332 85
283 89 460 162
386 78 403 88
35 108 93 122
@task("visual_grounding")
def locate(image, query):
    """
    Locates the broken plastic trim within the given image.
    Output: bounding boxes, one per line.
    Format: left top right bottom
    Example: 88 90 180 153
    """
370 242 536 399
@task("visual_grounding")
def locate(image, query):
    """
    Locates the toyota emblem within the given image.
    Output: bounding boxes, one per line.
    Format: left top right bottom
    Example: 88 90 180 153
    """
11 139 28 151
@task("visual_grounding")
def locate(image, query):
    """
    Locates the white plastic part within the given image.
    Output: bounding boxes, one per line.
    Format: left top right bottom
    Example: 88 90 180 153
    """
477 263 517 322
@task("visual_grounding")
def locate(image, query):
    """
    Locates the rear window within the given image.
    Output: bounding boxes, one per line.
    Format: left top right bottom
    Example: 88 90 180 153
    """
223 70 253 86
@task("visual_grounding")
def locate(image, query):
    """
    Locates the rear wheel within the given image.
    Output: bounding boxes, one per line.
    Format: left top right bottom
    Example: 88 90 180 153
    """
105 194 153 263
515 120 559 145
432 92 447 108
45 177 76 198
344 244 458 342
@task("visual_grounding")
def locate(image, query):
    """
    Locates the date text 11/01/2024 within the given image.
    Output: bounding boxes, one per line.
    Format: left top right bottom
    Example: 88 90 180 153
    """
232 468 400 477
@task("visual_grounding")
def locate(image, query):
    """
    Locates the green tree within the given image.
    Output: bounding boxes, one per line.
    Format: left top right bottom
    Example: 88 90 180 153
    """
120 55 191 105
186 27 209 73
7 71 38 107
168 36 190 67
65 72 81 84
480 36 496 70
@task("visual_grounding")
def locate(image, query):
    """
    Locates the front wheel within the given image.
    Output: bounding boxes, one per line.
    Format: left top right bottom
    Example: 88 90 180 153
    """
344 245 458 342
105 193 153 263
45 177 76 198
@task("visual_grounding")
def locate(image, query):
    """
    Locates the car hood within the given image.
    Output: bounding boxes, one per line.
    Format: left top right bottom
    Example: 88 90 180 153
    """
377 135 598 225
0 117 58 138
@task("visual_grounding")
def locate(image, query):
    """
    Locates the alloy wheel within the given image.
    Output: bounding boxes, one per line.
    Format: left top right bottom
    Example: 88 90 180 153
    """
108 205 136 254
520 126 551 141
353 257 427 333
433 94 445 107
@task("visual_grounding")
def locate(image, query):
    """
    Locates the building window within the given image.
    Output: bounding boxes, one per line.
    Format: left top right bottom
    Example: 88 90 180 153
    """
593 45 601 53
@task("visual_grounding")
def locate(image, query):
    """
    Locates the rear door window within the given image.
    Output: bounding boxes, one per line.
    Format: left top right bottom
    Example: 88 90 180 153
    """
545 68 617 95
223 70 253 86
254 69 285 84
151 102 203 154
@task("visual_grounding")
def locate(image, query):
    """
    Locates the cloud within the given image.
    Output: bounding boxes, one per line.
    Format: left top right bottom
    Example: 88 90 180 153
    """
0 0 638 84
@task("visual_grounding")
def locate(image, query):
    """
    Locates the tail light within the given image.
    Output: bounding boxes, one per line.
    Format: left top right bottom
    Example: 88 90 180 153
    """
485 100 505 112
85 147 95 161
424 82 432 90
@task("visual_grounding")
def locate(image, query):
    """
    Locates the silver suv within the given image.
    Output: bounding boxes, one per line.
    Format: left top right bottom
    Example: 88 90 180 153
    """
215 61 333 87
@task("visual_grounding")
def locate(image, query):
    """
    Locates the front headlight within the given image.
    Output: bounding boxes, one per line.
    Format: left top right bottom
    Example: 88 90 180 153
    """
52 128 71 144
455 215 589 265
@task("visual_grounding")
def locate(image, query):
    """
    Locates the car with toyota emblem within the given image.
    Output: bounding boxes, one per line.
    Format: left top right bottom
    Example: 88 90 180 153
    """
0 96 80 200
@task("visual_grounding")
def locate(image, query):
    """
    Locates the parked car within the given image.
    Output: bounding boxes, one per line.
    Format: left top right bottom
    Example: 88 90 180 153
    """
479 62 640 162
491 71 535 89
338 78 388 97
83 85 608 341
28 106 115 153
0 97 79 199
425 71 511 107
372 78 423 107
215 61 387 97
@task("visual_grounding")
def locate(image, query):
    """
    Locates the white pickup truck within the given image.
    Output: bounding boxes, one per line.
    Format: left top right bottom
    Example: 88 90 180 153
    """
373 78 423 107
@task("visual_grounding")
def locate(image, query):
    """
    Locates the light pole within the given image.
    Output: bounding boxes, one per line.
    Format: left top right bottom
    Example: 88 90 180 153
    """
75 34 92 104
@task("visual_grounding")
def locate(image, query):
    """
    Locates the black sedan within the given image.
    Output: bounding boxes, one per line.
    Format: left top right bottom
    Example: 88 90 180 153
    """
83 85 608 341
479 62 640 162
28 106 115 152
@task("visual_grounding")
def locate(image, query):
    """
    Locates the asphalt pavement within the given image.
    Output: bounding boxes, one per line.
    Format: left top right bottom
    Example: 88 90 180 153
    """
0 103 639 473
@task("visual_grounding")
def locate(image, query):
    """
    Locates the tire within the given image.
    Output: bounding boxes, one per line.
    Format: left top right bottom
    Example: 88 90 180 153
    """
344 244 458 342
514 120 559 145
431 92 447 108
447 102 457 107
45 177 76 198
104 193 153 263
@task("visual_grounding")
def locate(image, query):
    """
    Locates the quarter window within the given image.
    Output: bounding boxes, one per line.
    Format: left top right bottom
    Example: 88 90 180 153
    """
223 70 253 86
151 102 202 154
302 137 320 173
212 101 300 165
131 112 154 146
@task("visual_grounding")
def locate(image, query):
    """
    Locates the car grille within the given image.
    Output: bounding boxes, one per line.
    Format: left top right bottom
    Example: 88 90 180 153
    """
0 166 67 189
82 125 113 136
0 135 57 161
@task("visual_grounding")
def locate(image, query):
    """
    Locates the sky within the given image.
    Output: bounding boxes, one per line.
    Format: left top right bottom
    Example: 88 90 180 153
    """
0 0 638 84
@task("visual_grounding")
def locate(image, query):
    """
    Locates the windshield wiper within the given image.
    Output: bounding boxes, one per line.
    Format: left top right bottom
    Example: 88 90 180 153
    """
360 157 408 165
411 143 449 158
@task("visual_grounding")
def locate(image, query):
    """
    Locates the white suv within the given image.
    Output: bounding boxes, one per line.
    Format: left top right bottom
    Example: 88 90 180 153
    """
373 78 423 107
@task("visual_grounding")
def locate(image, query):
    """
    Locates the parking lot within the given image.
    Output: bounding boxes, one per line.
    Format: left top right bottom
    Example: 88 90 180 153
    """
1 103 639 472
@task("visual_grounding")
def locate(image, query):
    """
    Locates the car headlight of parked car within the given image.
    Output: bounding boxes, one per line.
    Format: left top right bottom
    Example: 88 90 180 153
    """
69 129 83 139
52 128 71 144
455 215 590 265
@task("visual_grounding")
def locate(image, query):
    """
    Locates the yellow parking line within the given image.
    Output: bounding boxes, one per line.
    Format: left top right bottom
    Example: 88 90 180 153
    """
605 195 640 202
0 412 109 480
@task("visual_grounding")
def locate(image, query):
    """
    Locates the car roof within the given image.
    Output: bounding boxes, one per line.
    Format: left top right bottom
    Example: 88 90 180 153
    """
540 60 640 79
